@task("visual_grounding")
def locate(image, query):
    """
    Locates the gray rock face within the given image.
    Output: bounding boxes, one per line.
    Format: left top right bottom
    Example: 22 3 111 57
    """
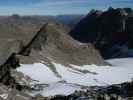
0 83 32 100
0 15 104 68
0 17 104 99
0 16 56 66
0 39 21 86
21 22 104 65
0 16 54 46
0 16 55 86
69 8 133 59
0 39 21 66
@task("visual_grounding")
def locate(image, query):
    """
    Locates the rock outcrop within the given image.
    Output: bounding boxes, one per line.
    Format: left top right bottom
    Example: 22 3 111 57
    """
70 8 133 59
0 16 53 86
0 83 32 100
0 39 21 86
0 15 54 46
0 17 104 89
20 22 104 65
0 16 104 99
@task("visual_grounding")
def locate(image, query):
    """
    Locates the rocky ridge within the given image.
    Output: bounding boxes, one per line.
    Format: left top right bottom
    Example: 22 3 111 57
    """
70 8 133 59
0 17 104 100
20 22 104 65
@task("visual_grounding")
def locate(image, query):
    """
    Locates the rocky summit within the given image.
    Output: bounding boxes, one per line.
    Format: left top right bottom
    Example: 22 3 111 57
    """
70 8 133 59
0 15 105 100
0 15 55 86
20 21 104 65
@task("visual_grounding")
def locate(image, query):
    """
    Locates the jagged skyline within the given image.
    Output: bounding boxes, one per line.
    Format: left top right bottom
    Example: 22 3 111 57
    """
0 0 132 15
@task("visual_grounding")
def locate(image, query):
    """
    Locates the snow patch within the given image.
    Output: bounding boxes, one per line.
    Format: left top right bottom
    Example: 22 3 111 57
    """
41 83 81 97
17 63 60 84
0 94 8 99
16 58 133 96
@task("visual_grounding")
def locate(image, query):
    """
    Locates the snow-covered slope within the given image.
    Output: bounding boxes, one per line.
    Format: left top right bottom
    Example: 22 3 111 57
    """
16 58 133 97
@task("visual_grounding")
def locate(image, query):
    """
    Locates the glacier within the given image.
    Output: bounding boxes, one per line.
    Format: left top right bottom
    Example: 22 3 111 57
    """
16 58 133 97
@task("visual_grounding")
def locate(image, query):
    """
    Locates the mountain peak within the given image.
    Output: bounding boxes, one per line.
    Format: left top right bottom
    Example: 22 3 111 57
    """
20 21 104 65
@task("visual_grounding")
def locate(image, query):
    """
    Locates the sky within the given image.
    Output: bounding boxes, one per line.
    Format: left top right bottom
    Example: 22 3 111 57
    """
0 0 133 15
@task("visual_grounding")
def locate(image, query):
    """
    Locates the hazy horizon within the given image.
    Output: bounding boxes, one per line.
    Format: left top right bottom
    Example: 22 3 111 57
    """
0 0 133 15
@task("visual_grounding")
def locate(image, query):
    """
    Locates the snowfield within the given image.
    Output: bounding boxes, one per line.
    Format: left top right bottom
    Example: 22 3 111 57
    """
17 63 60 84
16 58 133 97
40 83 81 97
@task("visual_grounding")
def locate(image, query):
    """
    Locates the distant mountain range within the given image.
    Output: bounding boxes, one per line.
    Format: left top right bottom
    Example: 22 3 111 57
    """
55 14 85 28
